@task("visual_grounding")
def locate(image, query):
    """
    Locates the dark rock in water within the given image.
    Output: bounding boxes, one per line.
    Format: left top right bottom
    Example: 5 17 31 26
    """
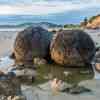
50 30 96 66
9 52 16 59
61 85 91 95
13 26 53 67
95 51 100 62
95 51 100 72
8 66 37 84
8 72 16 78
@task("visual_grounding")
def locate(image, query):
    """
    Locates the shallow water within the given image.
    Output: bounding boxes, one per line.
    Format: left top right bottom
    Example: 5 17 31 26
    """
34 64 94 86
0 57 96 86
1 56 100 100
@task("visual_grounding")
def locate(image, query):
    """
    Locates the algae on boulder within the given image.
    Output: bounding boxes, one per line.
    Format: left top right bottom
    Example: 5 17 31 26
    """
50 30 96 66
13 26 53 66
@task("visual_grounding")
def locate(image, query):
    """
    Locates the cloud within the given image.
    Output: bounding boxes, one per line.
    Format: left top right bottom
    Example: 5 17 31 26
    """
0 0 100 15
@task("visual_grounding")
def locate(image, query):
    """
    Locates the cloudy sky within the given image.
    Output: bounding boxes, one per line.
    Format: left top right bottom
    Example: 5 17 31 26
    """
0 0 99 24
0 0 100 15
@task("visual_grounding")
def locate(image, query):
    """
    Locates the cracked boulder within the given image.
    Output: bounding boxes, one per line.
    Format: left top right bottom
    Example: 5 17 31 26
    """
13 26 53 67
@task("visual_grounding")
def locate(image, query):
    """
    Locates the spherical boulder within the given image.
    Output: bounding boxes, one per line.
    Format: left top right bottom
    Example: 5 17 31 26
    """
13 26 53 66
50 30 96 66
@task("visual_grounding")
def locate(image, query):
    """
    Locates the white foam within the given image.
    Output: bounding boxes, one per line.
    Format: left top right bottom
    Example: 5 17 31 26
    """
0 56 14 73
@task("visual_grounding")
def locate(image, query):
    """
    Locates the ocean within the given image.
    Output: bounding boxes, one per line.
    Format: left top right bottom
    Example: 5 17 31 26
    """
0 14 89 25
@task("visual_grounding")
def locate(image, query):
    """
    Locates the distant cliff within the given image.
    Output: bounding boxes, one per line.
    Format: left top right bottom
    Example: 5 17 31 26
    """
81 15 100 29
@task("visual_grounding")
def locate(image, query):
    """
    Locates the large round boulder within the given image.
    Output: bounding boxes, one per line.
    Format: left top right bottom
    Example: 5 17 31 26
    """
13 26 53 66
50 30 96 66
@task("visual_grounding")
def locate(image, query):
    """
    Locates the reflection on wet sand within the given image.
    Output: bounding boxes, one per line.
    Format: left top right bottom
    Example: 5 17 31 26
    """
33 63 94 94
35 64 94 85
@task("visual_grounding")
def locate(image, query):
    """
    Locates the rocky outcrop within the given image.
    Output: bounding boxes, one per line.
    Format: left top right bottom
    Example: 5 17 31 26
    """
86 15 100 29
13 26 53 67
81 15 100 29
50 30 96 66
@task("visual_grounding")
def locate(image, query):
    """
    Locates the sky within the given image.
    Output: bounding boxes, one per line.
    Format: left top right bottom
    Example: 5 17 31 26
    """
0 0 100 15
0 0 100 24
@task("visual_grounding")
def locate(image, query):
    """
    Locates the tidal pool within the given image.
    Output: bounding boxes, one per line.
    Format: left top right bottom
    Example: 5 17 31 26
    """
33 63 94 84
33 63 94 92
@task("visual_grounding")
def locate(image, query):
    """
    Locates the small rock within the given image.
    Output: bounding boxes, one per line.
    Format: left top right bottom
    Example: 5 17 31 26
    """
0 95 7 100
61 85 91 95
12 68 37 77
11 96 26 100
7 96 12 100
34 58 47 65
0 70 4 75
7 95 26 100
95 63 100 72
95 51 100 62
63 71 71 76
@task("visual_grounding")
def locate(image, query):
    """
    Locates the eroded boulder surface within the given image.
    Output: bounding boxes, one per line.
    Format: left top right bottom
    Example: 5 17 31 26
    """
50 30 96 66
13 26 53 67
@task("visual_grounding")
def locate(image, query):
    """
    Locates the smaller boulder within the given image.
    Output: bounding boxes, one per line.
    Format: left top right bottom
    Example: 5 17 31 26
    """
50 30 96 67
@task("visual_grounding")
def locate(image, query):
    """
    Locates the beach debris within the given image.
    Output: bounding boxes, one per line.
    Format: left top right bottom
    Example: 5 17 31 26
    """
50 29 96 67
13 26 53 67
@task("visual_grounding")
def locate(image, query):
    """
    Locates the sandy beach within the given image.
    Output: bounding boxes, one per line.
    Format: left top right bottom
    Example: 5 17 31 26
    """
0 28 24 57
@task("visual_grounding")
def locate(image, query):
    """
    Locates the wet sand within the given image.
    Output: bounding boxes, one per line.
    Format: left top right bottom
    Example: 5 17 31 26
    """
0 28 24 57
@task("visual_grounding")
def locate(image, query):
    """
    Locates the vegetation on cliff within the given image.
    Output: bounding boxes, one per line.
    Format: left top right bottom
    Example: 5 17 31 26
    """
81 14 100 29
